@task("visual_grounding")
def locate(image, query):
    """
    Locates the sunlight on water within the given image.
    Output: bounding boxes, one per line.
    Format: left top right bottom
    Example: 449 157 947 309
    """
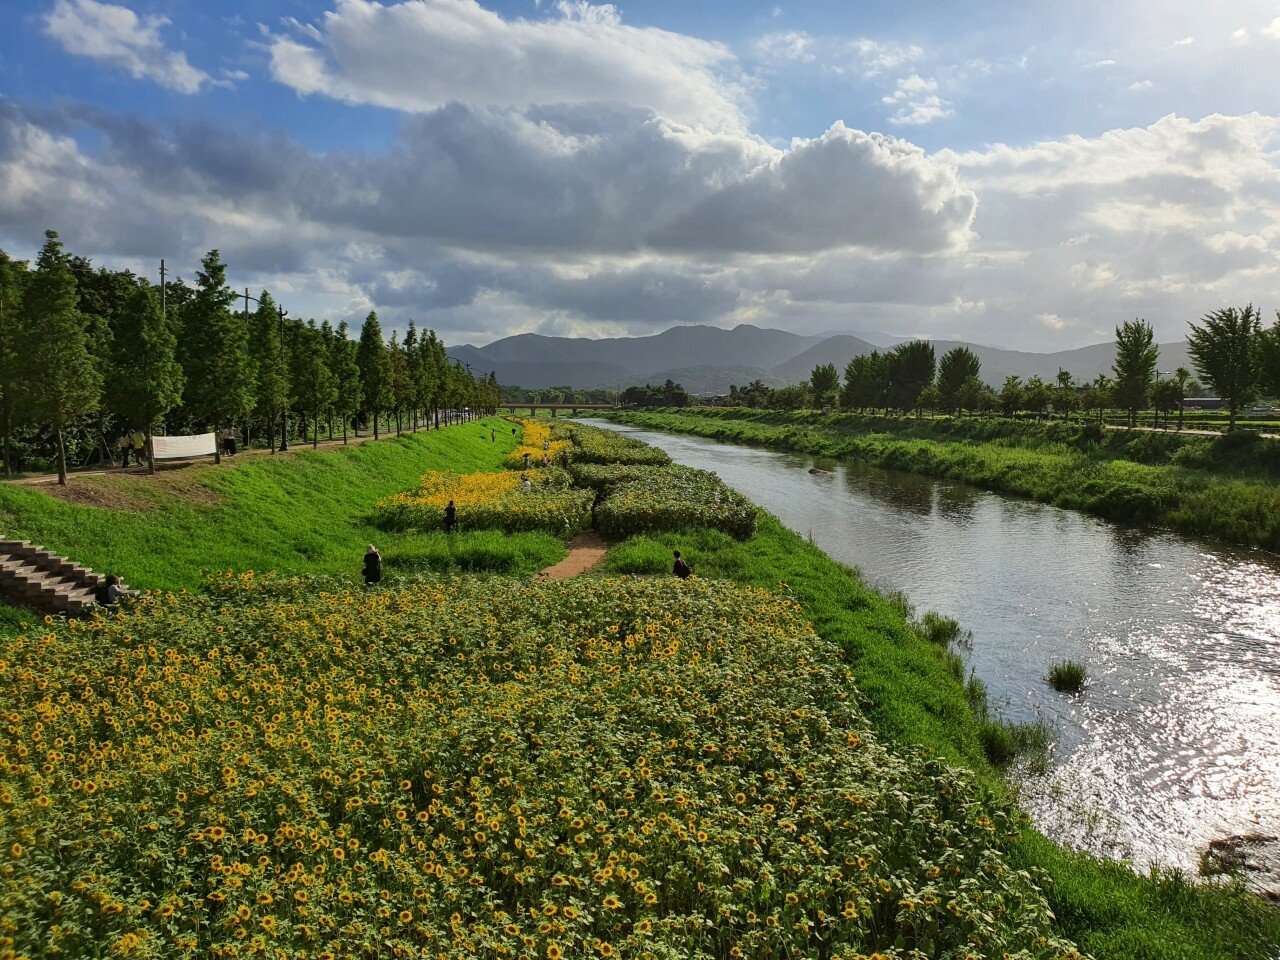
583 421 1280 875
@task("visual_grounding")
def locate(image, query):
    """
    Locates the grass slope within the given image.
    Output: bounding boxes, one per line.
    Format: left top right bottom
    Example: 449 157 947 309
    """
600 408 1280 551
605 521 1280 959
0 418 564 593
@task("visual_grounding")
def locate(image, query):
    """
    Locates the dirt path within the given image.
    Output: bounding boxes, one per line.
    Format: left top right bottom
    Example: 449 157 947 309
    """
537 531 609 581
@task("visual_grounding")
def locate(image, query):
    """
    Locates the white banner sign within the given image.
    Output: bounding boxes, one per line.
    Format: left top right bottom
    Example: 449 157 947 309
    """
151 433 217 460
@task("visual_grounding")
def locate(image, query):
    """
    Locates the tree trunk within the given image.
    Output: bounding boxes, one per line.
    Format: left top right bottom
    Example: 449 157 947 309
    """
313 404 320 449
55 426 68 485
214 423 222 465
1178 404 1184 431
147 427 156 475
1229 406 1238 431
373 409 380 440
2 405 10 476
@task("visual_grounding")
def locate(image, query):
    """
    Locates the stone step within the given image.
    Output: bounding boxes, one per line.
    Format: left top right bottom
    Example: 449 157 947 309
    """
0 540 126 618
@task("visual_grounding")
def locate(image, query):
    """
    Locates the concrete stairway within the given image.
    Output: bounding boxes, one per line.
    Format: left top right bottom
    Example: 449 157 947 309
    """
0 540 115 617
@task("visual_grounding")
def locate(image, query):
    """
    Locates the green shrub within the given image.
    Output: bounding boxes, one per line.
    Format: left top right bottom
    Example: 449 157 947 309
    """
565 461 692 490
596 469 757 539
1047 658 1088 692
565 424 673 466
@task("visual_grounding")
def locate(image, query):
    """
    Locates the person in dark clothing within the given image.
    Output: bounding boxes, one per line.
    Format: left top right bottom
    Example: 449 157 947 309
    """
99 574 135 605
363 544 382 585
672 550 692 580
491 429 496 442
512 426 517 435
443 499 457 533
119 432 133 468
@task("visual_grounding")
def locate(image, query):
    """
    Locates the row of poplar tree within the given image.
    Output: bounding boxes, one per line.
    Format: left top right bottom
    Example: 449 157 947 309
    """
0 231 500 484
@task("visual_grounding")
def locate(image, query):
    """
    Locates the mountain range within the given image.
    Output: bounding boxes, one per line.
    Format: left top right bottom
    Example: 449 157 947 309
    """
446 324 1193 394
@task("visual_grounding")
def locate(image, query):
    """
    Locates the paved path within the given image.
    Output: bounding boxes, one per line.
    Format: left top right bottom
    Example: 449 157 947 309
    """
1103 422 1279 439
537 531 608 581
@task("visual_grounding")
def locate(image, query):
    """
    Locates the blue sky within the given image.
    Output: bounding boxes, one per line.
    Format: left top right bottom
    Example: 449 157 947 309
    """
2 0 1279 349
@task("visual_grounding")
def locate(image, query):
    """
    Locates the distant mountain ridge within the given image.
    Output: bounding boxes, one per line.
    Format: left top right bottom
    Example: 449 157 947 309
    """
447 323 1193 393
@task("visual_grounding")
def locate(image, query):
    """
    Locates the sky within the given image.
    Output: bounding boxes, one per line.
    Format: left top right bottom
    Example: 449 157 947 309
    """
1 0 1279 350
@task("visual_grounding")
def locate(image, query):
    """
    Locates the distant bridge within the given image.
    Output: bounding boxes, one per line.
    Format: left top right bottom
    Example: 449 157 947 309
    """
500 403 619 417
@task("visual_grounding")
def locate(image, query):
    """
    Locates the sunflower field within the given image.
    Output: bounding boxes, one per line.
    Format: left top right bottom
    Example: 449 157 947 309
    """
0 575 1081 960
374 468 592 534
505 421 572 470
595 469 758 540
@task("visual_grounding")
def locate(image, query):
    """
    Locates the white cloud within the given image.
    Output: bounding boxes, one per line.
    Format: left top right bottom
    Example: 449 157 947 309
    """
882 74 954 125
1173 36 1194 45
267 0 746 131
1263 17 1280 39
1231 27 1250 44
753 31 814 63
1037 312 1066 330
1129 79 1154 91
43 0 211 93
1095 58 1116 66
848 38 924 77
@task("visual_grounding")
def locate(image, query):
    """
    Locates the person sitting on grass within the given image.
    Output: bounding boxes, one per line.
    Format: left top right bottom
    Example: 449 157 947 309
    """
672 550 692 580
99 574 136 605
521 474 533 493
363 544 382 586
443 499 457 533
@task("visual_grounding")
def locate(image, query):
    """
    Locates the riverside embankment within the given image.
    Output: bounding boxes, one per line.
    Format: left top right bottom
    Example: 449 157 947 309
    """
596 408 1280 551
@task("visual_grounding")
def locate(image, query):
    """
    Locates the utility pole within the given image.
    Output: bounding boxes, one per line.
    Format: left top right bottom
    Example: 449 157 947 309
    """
278 305 289 452
159 259 167 314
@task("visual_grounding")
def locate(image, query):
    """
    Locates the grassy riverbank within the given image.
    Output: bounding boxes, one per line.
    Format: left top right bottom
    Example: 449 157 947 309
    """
0 417 564 594
1 418 1276 957
605 519 1280 959
597 408 1280 551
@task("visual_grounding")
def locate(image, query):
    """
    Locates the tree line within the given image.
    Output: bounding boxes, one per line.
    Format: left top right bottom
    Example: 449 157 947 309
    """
0 231 499 484
723 307 1280 430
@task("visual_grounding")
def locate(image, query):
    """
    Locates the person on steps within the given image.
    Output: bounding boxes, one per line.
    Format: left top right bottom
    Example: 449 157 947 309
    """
363 544 382 585
443 499 457 533
100 574 133 605
672 550 692 580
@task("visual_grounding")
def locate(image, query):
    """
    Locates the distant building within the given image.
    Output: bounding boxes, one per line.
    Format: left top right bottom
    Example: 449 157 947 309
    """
1182 397 1223 411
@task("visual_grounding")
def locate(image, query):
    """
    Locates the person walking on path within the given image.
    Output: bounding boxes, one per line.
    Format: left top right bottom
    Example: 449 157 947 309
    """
363 544 382 585
672 550 692 580
118 431 134 469
443 499 457 533
131 428 148 468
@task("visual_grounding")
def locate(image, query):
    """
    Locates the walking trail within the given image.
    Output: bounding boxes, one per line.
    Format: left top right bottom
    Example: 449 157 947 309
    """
537 531 608 580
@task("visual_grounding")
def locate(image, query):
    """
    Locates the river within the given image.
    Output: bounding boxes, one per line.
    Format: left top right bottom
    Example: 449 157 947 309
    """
579 419 1280 876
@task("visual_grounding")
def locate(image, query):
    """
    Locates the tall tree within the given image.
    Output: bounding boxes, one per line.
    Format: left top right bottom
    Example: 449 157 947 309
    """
403 320 422 430
999 375 1024 416
1172 367 1192 431
1259 314 1280 403
884 340 936 413
330 321 362 443
841 352 884 411
1023 376 1053 416
356 311 392 439
388 331 409 434
292 320 337 448
1187 305 1262 431
1112 318 1158 426
0 252 29 475
23 231 102 484
809 363 840 407
111 284 184 474
250 291 289 453
182 250 254 463
937 346 981 411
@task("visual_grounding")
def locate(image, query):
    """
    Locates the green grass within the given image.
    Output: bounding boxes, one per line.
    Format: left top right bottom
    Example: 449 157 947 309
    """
604 518 1280 960
1048 658 1089 692
382 529 565 576
0 418 528 590
600 408 1280 550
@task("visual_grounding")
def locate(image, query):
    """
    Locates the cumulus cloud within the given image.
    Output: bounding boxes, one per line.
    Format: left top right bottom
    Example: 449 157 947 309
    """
1264 18 1280 40
266 0 746 130
882 74 954 125
43 0 211 93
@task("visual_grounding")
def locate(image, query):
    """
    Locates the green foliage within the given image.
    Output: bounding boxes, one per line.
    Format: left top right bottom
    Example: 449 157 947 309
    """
23 231 102 482
110 284 184 432
938 346 981 410
180 250 253 432
808 361 840 406
290 319 337 446
249 291 289 441
885 339 936 411
565 461 689 490
1112 318 1159 423
1188 305 1262 429
595 467 758 539
381 529 566 576
565 424 673 466
842 351 886 410
356 310 392 435
1048 659 1088 692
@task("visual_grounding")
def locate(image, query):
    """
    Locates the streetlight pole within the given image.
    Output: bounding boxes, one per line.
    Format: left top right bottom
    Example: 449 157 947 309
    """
278 305 289 451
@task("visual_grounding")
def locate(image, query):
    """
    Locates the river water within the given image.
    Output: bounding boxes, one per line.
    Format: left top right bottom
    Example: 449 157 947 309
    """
579 419 1280 875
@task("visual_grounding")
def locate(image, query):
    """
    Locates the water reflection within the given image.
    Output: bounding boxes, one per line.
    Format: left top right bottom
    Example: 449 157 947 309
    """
580 420 1280 875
